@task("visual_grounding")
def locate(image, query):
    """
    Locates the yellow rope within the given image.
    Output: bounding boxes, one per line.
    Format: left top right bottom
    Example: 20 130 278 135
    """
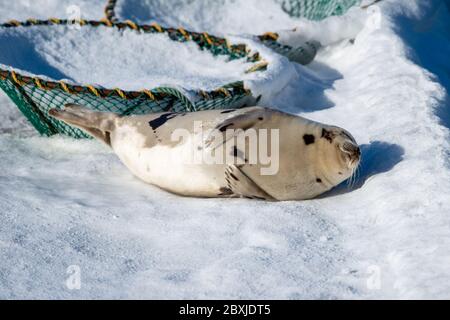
178 27 190 40
143 89 156 100
251 52 261 62
59 81 71 94
203 32 213 46
26 18 39 25
87 85 100 97
245 61 268 74
34 78 45 90
261 32 279 41
11 71 24 86
125 20 138 30
199 90 210 99
100 18 112 27
49 18 61 24
114 88 127 99
216 88 231 97
0 18 268 106
150 22 163 33
8 20 21 26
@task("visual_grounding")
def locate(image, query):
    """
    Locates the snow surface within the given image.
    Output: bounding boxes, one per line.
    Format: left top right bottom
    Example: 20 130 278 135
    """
0 25 257 91
0 22 297 99
0 0 106 22
0 0 107 137
114 0 371 38
115 0 306 36
1 0 450 299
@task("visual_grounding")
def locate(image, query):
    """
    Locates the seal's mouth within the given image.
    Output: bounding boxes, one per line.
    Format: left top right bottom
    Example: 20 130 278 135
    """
340 141 361 168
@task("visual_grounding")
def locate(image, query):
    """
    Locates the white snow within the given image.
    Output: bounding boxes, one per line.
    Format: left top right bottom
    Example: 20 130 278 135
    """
0 26 244 91
115 0 306 36
1 0 450 299
0 0 106 22
114 0 370 38
0 0 107 137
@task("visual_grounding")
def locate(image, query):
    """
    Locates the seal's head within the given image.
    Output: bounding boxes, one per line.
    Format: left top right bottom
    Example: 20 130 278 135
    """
315 126 361 186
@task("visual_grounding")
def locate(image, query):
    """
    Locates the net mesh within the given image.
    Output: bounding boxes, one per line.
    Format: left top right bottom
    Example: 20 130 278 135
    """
281 0 361 20
0 19 264 138
105 0 361 22
258 33 321 65
104 0 361 67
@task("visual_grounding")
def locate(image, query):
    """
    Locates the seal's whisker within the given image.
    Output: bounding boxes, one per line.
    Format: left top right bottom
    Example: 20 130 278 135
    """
352 162 361 189
347 163 359 190
350 168 355 188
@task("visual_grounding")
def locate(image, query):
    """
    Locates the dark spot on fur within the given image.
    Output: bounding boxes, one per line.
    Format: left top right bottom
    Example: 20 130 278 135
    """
221 109 236 114
197 146 203 151
316 178 322 183
321 129 334 143
149 113 177 130
104 132 111 146
303 134 315 145
258 117 263 121
218 123 234 132
219 187 233 196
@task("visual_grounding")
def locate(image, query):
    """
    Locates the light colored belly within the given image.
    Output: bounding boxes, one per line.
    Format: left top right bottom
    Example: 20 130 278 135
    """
112 135 226 197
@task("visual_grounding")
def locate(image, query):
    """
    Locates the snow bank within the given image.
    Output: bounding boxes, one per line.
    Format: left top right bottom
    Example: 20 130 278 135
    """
115 0 306 36
0 25 260 91
0 0 450 299
0 0 106 22
0 0 107 132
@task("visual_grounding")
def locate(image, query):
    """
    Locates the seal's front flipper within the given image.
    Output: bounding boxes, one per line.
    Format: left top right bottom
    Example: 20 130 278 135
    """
206 107 271 149
48 104 118 146
224 165 275 201
215 107 269 133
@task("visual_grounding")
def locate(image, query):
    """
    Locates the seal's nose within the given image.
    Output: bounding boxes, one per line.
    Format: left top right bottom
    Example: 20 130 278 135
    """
342 142 361 159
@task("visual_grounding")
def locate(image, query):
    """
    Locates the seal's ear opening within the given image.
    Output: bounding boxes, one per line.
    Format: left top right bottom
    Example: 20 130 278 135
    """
48 104 117 146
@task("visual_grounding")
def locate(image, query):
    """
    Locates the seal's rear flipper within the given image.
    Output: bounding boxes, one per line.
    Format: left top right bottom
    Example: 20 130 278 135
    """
48 104 118 146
